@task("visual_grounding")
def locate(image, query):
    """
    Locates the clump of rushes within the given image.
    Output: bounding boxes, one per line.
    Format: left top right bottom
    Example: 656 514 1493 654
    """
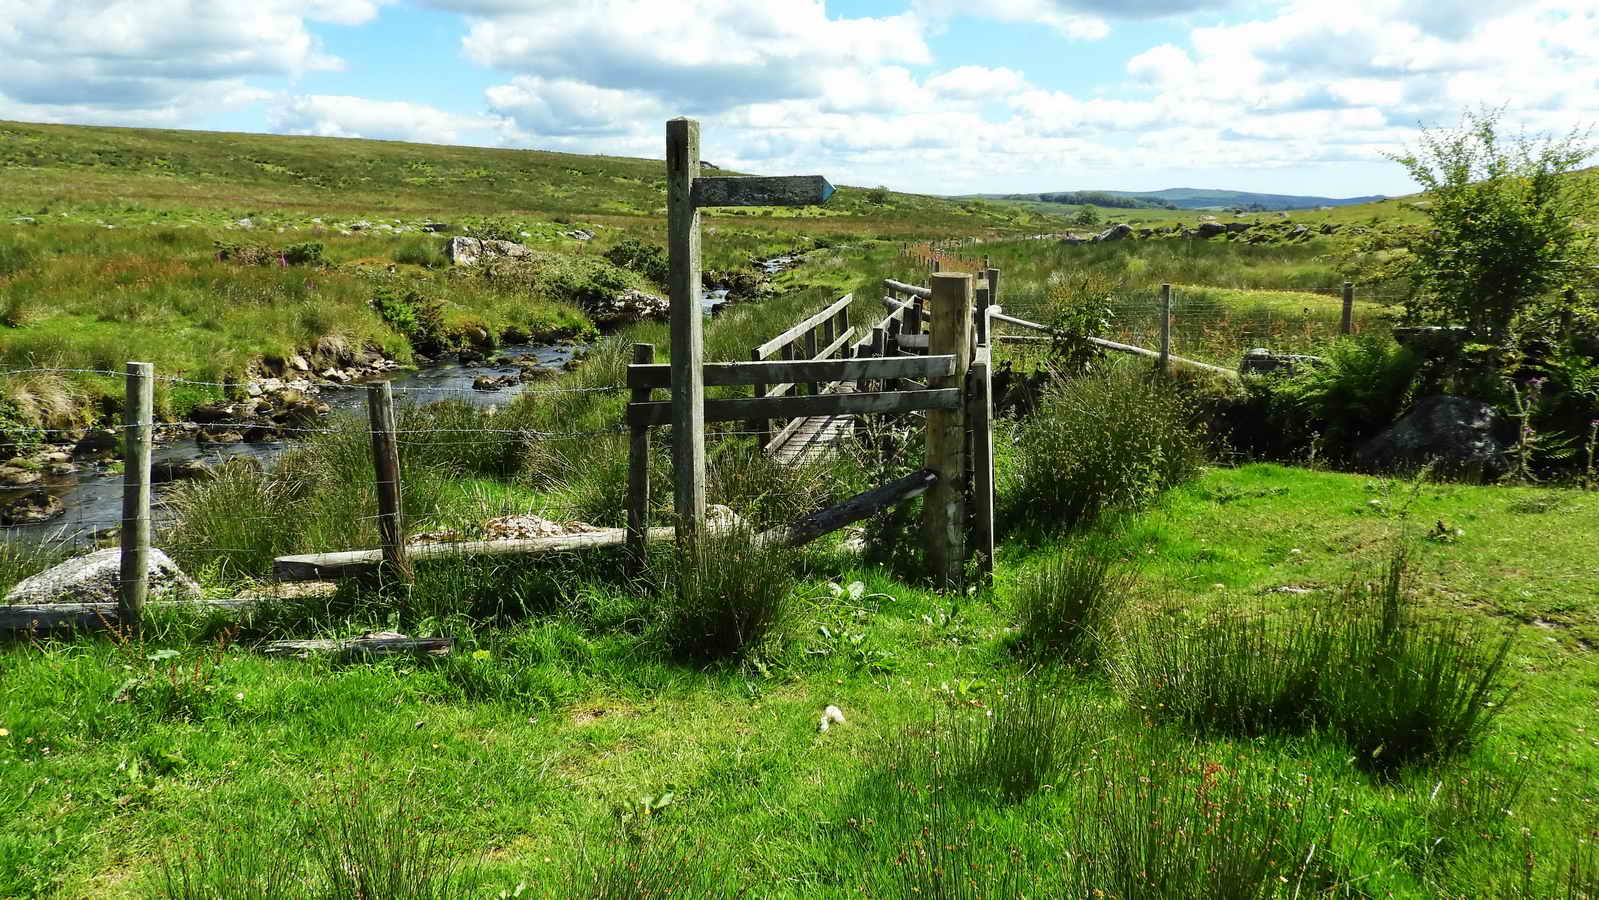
1005 359 1205 534
654 525 796 660
1008 534 1135 665
1113 546 1518 773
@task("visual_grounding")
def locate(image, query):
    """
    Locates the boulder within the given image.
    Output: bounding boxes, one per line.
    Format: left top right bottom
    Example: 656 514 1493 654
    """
151 457 213 484
1 491 64 526
1093 223 1134 242
1392 326 1470 358
1357 396 1509 477
421 223 453 233
1194 222 1228 239
472 376 504 392
481 239 534 260
0 465 42 487
3 547 202 605
584 289 670 327
73 429 121 460
446 236 482 266
1239 348 1324 376
1225 222 1253 234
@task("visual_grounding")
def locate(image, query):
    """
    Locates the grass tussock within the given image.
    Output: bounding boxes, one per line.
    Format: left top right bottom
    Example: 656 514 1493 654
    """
1004 359 1206 534
653 526 797 660
1113 547 1518 773
1007 535 1135 665
154 791 476 900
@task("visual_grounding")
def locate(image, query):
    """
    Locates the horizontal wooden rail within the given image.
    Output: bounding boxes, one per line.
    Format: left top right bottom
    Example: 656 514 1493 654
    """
628 387 961 427
755 293 853 359
884 278 932 299
628 355 956 389
275 527 676 582
990 311 1239 378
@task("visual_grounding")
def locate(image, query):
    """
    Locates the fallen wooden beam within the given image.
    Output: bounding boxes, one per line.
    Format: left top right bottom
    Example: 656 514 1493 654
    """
272 526 676 582
263 635 453 659
1 598 257 635
758 469 938 548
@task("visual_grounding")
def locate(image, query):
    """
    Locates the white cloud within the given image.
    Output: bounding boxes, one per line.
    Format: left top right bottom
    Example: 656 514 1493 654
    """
267 95 503 143
441 0 930 113
0 0 392 123
485 77 663 137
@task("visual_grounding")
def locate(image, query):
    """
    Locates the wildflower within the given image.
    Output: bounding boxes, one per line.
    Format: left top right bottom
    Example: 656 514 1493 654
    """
0 728 8 738
472 649 491 662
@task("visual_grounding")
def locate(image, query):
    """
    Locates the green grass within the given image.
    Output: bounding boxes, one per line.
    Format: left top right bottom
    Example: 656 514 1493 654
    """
5 464 1599 897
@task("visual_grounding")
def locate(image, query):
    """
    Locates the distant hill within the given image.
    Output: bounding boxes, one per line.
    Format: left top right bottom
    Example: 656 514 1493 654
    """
971 188 1386 212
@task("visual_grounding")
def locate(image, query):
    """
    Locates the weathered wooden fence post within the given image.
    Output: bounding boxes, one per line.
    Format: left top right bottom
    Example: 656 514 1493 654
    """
968 342 995 580
1340 281 1355 335
923 273 974 587
985 268 1001 302
626 343 656 576
119 361 154 635
748 346 769 449
1158 283 1173 374
667 118 707 545
367 380 411 584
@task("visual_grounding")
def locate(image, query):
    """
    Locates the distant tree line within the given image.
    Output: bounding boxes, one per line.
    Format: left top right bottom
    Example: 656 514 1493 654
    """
1010 191 1177 210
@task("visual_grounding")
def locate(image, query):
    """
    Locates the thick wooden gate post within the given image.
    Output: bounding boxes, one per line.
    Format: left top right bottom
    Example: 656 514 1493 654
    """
1340 282 1355 336
667 118 706 545
367 381 411 584
923 273 974 587
626 343 655 577
119 361 154 635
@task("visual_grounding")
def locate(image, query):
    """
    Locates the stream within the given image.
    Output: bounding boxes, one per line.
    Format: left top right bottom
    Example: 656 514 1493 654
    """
2 284 752 547
1 342 580 546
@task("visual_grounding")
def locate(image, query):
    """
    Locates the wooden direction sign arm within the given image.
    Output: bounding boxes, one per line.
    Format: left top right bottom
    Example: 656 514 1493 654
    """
691 175 835 209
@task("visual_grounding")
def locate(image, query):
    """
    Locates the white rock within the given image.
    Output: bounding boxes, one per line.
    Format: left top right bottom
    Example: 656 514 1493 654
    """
5 548 202 606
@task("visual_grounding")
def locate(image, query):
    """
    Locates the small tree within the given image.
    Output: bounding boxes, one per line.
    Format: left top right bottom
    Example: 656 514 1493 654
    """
1072 205 1102 227
1389 107 1597 345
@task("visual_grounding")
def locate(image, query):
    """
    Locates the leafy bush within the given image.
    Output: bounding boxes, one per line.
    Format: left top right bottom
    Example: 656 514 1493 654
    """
1005 360 1205 533
1008 535 1134 664
371 287 448 354
550 263 630 309
1265 335 1425 459
603 237 669 284
280 242 324 266
653 526 796 660
1385 106 1598 344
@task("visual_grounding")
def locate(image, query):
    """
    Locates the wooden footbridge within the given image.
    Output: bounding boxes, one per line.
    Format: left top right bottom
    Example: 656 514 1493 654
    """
745 271 1000 464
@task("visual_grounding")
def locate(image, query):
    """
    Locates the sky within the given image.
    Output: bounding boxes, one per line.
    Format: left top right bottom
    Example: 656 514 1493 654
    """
1 0 1596 198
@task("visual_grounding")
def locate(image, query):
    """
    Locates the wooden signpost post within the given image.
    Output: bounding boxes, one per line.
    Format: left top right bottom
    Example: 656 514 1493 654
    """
664 117 834 544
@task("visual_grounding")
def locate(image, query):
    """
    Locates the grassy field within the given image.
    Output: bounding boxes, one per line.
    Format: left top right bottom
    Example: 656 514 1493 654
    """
4 464 1597 897
6 120 1598 899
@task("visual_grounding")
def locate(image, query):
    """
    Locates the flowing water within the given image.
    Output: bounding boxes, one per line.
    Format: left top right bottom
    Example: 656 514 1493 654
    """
2 343 580 546
3 254 797 547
